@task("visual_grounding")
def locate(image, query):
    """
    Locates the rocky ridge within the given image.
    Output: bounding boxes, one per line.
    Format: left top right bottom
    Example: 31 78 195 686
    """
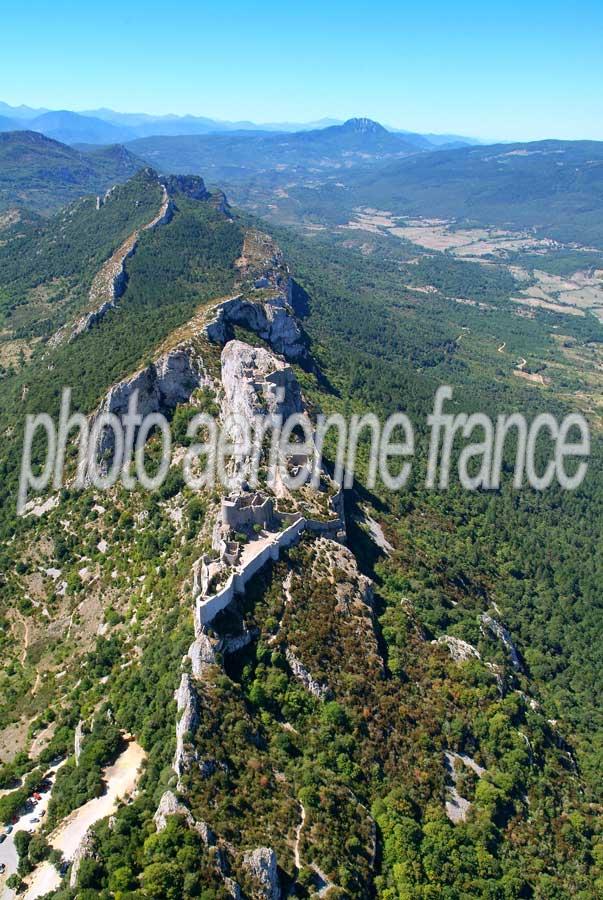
52 172 214 345
129 233 371 896
71 225 371 895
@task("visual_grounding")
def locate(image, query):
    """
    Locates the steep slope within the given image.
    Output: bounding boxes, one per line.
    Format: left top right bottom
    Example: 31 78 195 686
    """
0 195 601 898
0 115 18 132
0 131 144 214
28 111 137 146
0 167 165 343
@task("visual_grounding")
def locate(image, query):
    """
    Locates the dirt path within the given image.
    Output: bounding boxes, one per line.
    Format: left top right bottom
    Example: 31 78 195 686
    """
14 613 31 666
289 801 335 897
497 342 506 353
22 863 60 900
293 802 305 870
517 356 527 370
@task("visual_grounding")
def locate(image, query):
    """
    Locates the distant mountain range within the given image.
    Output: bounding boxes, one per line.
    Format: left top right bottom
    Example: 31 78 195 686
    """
125 117 433 187
0 101 479 147
3 121 601 249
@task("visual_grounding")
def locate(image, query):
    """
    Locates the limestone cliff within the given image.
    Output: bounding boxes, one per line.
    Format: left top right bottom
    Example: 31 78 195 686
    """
221 340 305 426
242 847 281 900
204 294 308 362
89 344 212 467
174 673 200 778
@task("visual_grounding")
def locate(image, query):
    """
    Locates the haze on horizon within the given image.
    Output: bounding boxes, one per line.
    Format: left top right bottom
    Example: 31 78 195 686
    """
3 0 602 142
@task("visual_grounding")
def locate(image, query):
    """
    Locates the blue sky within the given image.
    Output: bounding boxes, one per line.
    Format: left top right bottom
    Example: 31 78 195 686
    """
2 0 602 140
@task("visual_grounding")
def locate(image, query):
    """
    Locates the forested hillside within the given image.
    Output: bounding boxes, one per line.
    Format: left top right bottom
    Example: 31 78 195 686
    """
0 131 143 214
345 140 603 247
0 163 602 899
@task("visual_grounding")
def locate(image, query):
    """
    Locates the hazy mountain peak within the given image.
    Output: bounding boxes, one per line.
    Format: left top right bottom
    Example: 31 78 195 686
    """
341 117 388 134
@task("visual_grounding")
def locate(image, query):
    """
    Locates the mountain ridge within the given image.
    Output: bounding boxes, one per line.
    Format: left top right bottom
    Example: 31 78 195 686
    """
0 100 480 146
0 168 602 896
0 131 145 214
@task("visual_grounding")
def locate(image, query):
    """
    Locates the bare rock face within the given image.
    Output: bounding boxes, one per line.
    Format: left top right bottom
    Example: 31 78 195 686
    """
435 635 481 663
221 340 305 426
220 628 257 655
205 294 307 361
90 345 211 466
211 189 231 216
74 719 84 765
285 649 331 701
242 847 281 900
174 674 200 777
224 876 243 899
220 340 308 488
71 299 117 340
161 174 209 201
154 348 210 407
189 630 217 676
153 790 215 847
70 829 98 888
480 613 523 670
98 347 209 418
154 789 195 832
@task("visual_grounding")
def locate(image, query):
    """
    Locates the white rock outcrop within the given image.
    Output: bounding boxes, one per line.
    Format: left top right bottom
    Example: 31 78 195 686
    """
221 340 305 425
189 631 217 676
174 674 200 777
285 649 331 701
154 789 196 832
70 829 98 888
435 635 481 662
219 340 309 492
205 294 307 361
480 613 522 670
242 847 281 900
89 345 211 467
74 719 84 765
153 790 213 843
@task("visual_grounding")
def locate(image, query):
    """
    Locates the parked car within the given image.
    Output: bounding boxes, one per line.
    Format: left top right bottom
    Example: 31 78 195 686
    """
30 817 40 823
0 833 6 844
0 862 6 873
5 825 13 834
